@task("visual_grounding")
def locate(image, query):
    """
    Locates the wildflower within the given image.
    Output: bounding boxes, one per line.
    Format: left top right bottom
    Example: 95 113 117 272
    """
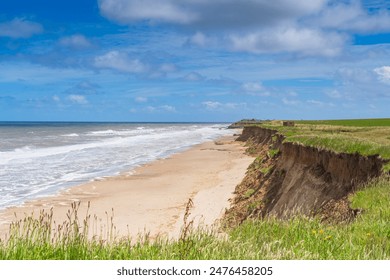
312 230 317 235
319 229 324 234
324 235 332 240
367 233 372 237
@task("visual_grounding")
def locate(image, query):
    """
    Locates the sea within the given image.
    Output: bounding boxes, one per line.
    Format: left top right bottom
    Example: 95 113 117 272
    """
0 122 233 210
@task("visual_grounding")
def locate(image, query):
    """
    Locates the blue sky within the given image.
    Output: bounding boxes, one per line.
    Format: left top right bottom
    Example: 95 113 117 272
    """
0 0 389 122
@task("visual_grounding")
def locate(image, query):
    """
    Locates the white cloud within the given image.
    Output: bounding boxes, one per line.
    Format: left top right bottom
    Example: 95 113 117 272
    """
288 91 298 97
313 1 390 34
187 31 214 47
159 63 177 73
52 95 61 102
282 98 301 106
202 101 222 110
326 89 343 99
59 35 92 49
97 0 345 58
307 99 335 107
230 26 346 57
184 72 205 82
99 0 326 28
242 82 264 92
202 100 245 110
160 105 176 112
146 106 156 112
307 100 324 106
331 65 390 100
135 96 148 103
374 66 390 84
97 0 390 58
145 105 175 112
0 18 43 38
68 95 88 104
98 0 197 24
337 67 375 85
241 82 270 96
94 51 148 73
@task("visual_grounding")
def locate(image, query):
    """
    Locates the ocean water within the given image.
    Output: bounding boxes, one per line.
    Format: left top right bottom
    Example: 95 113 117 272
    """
0 122 232 209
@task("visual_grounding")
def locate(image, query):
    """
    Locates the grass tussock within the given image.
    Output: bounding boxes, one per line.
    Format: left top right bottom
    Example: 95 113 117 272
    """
1 177 390 260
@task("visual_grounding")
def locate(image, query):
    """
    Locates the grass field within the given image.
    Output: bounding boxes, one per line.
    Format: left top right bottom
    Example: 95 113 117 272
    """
262 119 390 171
1 118 390 260
296 118 390 127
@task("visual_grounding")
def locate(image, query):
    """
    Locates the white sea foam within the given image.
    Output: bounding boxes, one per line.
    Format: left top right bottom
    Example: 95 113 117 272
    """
0 123 231 209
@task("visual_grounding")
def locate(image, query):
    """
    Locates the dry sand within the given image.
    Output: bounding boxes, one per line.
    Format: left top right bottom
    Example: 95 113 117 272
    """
0 135 253 241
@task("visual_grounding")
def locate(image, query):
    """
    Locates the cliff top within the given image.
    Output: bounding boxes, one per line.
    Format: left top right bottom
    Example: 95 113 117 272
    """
247 118 390 171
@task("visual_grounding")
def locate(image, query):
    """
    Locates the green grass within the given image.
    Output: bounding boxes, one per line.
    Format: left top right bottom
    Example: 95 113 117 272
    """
296 118 390 127
1 177 390 260
261 119 390 171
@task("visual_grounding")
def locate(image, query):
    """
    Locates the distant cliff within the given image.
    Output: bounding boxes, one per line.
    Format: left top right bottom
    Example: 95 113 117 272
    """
228 119 263 129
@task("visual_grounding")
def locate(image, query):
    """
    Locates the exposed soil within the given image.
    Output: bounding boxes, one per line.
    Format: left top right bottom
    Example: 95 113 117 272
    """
224 126 385 227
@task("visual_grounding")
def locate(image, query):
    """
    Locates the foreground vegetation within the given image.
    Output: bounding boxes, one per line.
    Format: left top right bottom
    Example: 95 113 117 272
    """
1 176 389 260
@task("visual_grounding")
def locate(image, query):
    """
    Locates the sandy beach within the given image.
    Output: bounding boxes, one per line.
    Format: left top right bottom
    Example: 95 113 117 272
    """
0 135 253 241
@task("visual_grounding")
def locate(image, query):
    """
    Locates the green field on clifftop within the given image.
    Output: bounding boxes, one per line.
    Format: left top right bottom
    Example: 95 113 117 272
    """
296 118 390 127
261 119 390 171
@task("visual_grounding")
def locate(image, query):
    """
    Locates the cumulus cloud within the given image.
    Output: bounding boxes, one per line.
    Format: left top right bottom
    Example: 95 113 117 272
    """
68 95 88 104
59 35 92 49
186 31 217 47
326 89 343 99
331 66 390 99
98 0 342 57
241 82 270 96
52 95 61 102
99 0 326 28
135 96 148 103
282 98 301 106
98 0 197 24
159 63 177 73
94 51 148 73
183 72 205 82
0 18 43 38
202 101 222 110
230 26 346 57
374 66 390 84
145 105 176 112
336 67 376 85
202 100 245 111
307 99 335 107
160 105 176 112
312 1 390 33
98 0 390 57
242 82 264 92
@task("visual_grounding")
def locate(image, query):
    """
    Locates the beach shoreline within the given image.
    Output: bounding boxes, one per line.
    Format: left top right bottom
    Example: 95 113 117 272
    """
0 134 253 241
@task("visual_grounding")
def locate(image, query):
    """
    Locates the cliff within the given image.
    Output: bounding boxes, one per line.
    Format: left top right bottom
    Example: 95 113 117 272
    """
225 126 385 226
227 119 263 129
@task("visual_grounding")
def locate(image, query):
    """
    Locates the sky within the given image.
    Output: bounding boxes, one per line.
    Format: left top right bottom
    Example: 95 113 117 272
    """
0 0 390 122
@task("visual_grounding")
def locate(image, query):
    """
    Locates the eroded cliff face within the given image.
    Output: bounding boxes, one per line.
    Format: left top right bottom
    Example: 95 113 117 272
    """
225 126 384 226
